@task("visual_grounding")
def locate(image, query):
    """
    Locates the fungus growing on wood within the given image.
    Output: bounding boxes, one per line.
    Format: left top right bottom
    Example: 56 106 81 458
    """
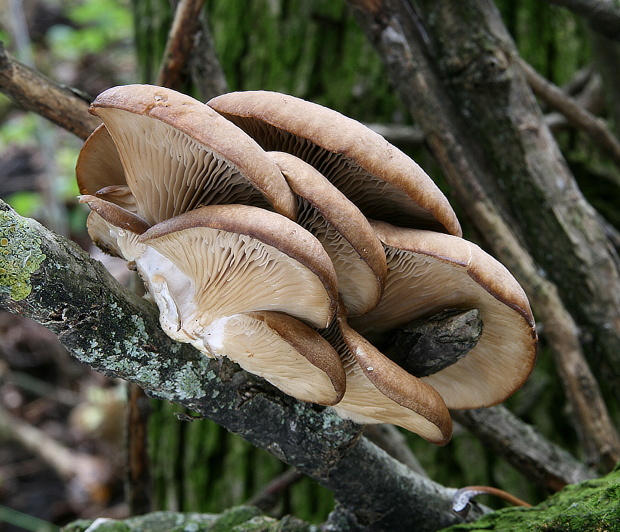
208 90 462 236
269 151 387 316
77 85 537 444
321 305 453 445
80 84 298 224
350 221 538 410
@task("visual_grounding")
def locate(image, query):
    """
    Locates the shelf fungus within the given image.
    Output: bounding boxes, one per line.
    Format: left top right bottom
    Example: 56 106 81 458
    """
350 221 538 410
78 84 298 225
208 90 462 236
78 85 537 443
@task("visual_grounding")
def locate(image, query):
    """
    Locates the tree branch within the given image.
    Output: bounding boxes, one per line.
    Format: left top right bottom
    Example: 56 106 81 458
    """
519 58 620 181
156 0 206 90
0 200 465 531
0 42 100 140
453 406 596 492
543 0 620 41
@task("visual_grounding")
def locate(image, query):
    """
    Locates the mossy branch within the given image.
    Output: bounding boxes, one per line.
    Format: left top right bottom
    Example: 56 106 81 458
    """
0 200 466 531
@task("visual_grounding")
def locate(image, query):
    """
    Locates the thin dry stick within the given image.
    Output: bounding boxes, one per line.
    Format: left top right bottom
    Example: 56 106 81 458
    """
471 194 620 471
543 0 620 41
349 0 620 473
156 0 206 90
0 43 99 140
452 406 595 492
0 403 111 500
520 58 620 180
246 468 305 512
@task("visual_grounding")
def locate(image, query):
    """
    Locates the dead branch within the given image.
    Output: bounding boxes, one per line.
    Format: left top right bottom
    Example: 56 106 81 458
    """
156 0 206 90
453 406 596 492
520 58 620 180
543 0 620 41
0 200 464 531
0 42 100 140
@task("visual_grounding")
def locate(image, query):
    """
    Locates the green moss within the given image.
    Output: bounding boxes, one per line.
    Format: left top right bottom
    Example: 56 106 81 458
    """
443 466 620 531
61 507 318 531
0 210 46 301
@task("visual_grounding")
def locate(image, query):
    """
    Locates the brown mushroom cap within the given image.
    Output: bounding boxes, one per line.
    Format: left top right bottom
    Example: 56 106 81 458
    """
89 85 297 224
136 204 339 332
321 307 452 444
208 90 461 236
76 124 126 196
269 151 387 316
79 195 149 259
349 221 537 409
216 311 346 405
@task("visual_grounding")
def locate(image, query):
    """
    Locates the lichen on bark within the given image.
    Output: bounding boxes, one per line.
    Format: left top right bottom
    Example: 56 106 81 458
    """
0 207 46 301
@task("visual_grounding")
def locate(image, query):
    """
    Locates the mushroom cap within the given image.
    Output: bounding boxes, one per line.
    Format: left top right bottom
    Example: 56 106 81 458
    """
206 311 346 405
136 204 339 332
350 221 537 409
323 308 452 444
269 151 387 316
89 84 298 224
76 123 126 196
208 90 461 236
79 195 149 260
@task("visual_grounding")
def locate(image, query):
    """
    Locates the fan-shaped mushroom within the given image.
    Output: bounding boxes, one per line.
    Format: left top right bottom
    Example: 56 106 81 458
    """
350 221 538 409
269 151 387 316
319 305 452 445
208 90 461 236
136 204 339 335
83 84 298 224
218 311 346 405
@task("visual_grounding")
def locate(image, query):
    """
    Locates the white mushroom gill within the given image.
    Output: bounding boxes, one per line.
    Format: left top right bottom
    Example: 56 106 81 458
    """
350 231 536 410
296 201 381 316
96 110 271 224
223 117 442 229
138 227 335 329
201 313 344 405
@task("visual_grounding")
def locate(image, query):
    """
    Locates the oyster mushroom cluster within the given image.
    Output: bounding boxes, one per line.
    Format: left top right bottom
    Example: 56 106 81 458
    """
77 85 537 445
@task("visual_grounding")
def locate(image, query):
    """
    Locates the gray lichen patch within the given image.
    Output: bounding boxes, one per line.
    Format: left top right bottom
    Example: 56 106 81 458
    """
0 210 46 301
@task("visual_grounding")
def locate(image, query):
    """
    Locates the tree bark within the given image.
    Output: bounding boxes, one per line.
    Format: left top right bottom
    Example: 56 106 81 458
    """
347 0 620 411
0 200 465 531
0 42 100 140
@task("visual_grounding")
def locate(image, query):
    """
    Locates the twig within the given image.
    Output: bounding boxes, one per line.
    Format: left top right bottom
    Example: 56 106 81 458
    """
451 485 531 518
246 468 304 512
520 58 620 181
126 384 152 516
363 424 428 477
0 402 112 504
0 43 100 140
188 11 228 100
156 0 206 90
453 406 596 492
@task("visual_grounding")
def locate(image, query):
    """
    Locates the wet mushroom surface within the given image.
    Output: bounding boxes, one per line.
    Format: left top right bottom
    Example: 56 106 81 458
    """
77 85 538 443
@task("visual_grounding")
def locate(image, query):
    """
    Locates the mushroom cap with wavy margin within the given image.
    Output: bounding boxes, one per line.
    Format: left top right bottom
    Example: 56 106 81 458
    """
86 85 298 225
269 151 387 316
208 90 461 236
320 305 452 445
350 221 537 410
136 204 339 335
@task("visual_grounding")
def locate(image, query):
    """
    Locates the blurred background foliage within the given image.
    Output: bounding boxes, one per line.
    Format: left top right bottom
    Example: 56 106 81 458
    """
0 0 618 528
